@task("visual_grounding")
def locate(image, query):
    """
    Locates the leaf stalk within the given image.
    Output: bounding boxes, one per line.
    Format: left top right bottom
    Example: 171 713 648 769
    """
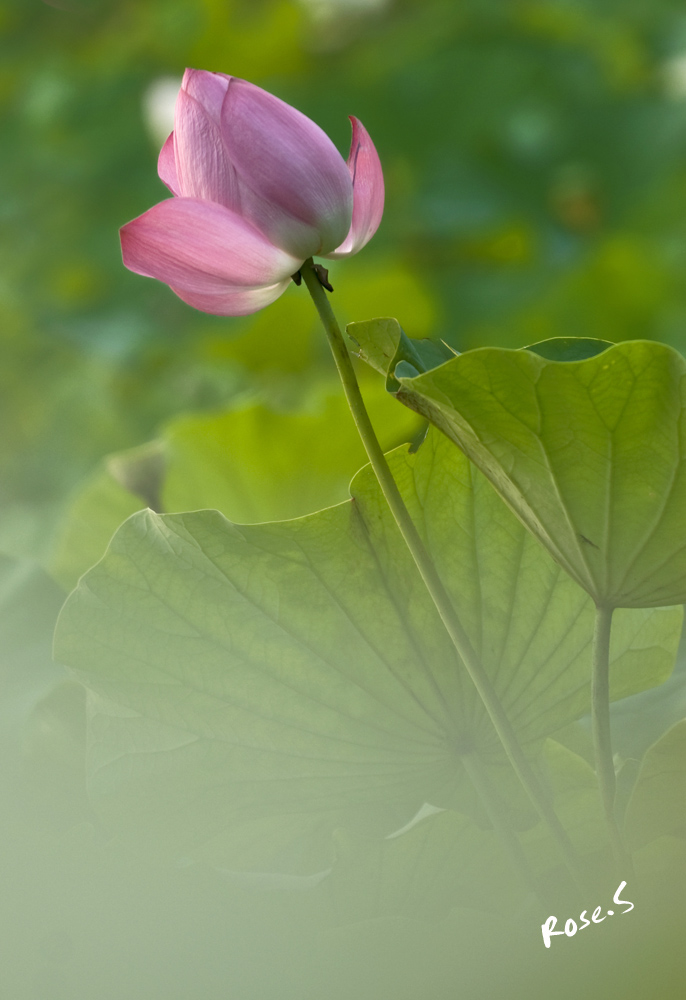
591 603 633 874
301 258 582 885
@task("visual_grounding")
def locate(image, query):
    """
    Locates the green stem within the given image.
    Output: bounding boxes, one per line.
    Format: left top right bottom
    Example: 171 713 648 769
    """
591 604 632 874
301 259 581 883
461 753 542 902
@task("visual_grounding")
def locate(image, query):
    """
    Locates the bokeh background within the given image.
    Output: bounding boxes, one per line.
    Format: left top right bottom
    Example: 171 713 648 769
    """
7 0 686 550
3 1 686 997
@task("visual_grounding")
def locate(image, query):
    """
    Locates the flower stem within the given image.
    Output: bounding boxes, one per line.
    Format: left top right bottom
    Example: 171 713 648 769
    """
301 258 581 884
591 604 632 874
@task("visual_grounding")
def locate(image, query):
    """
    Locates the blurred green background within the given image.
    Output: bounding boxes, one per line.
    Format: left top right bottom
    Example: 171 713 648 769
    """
5 0 686 553
3 1 686 997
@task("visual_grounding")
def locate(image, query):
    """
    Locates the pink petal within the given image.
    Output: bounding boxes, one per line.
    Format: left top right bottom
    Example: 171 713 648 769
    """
174 88 240 209
120 197 301 298
169 280 292 316
157 132 180 195
323 117 384 259
181 68 230 126
220 79 353 259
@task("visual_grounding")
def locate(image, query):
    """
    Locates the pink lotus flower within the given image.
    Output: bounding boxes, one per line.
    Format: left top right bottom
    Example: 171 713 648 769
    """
120 70 384 315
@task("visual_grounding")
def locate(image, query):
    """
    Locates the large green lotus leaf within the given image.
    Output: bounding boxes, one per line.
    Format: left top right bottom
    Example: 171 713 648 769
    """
50 443 164 591
624 720 686 850
53 430 680 872
324 741 606 924
393 340 686 608
162 387 418 521
50 388 419 590
22 680 90 825
610 666 686 763
325 811 517 924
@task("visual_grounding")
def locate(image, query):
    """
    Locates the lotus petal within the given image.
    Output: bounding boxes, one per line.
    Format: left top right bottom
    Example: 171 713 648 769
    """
324 117 385 260
120 197 300 314
220 78 353 259
157 132 180 196
174 88 240 209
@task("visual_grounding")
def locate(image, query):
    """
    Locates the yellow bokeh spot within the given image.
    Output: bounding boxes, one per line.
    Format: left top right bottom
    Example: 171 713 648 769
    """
460 224 535 265
48 262 104 306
